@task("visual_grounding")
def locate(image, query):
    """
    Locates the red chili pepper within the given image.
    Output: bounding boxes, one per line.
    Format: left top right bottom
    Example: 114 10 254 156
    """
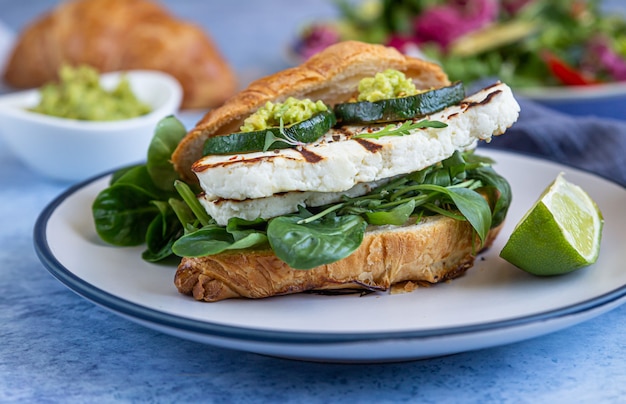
541 51 599 86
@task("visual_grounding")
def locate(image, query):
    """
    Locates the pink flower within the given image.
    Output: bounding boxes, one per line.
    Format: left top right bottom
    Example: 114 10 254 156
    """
386 35 417 53
501 0 536 15
294 24 341 60
584 36 626 81
412 0 499 50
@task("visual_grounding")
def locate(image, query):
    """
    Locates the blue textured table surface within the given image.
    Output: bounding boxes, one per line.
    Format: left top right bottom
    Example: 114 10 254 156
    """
2 1 626 403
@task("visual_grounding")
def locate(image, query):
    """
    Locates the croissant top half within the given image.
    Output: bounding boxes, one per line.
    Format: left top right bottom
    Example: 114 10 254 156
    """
171 40 450 182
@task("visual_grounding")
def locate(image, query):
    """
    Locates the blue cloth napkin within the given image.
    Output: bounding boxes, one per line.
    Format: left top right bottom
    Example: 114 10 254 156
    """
484 97 626 187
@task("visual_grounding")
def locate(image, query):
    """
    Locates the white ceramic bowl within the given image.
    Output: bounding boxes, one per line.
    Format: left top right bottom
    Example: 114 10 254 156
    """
0 70 183 182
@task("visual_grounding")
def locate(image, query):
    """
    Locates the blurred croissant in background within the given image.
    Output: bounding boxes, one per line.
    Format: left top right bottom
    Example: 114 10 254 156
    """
2 0 237 109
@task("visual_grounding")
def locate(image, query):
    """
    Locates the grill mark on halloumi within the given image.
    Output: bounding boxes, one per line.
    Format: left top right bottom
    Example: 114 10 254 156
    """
461 89 502 110
295 148 323 163
193 153 301 171
354 138 384 153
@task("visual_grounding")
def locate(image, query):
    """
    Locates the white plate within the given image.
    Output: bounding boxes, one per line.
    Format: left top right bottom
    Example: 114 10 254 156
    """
34 149 626 363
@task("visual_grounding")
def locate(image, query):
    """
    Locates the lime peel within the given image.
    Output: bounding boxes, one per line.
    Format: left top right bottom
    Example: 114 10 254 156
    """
500 173 603 276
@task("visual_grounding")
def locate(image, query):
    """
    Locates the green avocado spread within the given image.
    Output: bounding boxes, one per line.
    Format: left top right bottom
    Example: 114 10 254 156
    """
30 64 152 121
240 97 328 132
357 69 419 102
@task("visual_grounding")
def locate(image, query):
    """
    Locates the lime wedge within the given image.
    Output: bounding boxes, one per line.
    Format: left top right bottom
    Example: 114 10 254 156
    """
500 173 603 276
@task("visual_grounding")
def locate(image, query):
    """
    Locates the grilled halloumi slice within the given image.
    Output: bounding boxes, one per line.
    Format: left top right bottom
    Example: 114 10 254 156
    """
193 82 519 225
199 178 393 226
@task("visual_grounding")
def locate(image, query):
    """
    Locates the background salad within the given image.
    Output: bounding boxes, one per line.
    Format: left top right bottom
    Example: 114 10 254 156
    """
292 0 626 88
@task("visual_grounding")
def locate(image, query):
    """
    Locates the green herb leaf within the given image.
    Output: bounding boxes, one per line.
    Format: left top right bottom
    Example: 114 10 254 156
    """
414 183 492 244
262 130 303 151
354 119 447 140
262 117 312 151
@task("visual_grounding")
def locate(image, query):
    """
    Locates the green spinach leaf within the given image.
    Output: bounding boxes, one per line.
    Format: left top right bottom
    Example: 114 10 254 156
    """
143 201 183 262
172 224 268 257
365 199 416 225
146 116 187 192
92 183 161 246
267 214 366 270
113 165 171 200
92 116 194 260
468 165 512 227
447 187 492 244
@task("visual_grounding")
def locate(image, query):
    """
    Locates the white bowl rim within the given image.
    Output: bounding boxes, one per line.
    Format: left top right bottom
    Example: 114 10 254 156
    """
0 69 182 130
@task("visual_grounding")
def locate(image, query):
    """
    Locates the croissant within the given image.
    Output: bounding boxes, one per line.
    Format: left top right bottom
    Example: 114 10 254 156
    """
2 0 237 109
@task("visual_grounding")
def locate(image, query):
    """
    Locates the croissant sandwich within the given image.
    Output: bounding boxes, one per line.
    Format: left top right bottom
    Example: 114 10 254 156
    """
92 41 520 302
164 41 520 302
2 0 236 109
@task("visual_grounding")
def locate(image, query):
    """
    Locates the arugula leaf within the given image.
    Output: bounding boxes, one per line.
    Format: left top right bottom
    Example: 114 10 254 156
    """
408 183 492 244
354 119 447 139
263 130 305 151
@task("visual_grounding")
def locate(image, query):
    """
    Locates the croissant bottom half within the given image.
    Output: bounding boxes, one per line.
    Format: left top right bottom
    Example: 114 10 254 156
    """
174 216 503 302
